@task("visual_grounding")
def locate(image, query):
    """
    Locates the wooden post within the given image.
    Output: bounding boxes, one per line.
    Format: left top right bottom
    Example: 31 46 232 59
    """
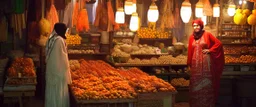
253 2 256 39
219 0 223 37
216 0 219 37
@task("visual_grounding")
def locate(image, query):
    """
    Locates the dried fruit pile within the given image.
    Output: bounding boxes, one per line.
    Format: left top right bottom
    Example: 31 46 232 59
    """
225 55 256 64
6 57 36 85
137 28 169 39
170 78 189 87
70 60 176 100
7 57 36 77
66 34 82 45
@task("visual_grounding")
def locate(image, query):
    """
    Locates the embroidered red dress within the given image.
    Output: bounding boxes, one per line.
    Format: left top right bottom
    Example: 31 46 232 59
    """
187 31 224 107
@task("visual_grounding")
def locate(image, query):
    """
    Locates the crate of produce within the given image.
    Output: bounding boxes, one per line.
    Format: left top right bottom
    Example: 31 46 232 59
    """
137 92 176 107
5 77 37 86
69 85 137 107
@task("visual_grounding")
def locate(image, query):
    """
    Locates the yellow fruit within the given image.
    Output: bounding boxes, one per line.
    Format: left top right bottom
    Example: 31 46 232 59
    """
240 14 247 25
39 18 51 36
242 9 251 16
236 9 242 14
234 13 243 25
247 14 256 25
252 9 256 15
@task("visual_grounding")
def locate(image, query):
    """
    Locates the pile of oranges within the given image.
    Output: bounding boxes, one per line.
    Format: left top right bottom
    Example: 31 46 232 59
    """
137 27 169 39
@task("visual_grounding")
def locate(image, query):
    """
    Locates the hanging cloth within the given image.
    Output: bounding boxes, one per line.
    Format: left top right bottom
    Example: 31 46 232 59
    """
14 0 25 14
76 9 90 32
27 0 42 22
72 2 79 27
0 16 8 42
203 0 213 16
54 0 66 10
107 0 119 31
172 1 185 42
63 1 74 28
46 4 60 32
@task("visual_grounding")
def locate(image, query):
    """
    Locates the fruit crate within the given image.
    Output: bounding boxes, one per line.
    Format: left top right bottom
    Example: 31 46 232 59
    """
5 76 37 86
137 92 177 107
69 85 137 107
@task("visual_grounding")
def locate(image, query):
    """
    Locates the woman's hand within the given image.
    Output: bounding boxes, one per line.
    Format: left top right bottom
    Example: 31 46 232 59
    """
202 49 210 54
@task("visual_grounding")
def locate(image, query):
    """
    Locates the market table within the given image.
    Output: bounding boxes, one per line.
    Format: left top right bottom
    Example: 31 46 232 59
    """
137 92 177 107
70 89 177 107
3 82 36 107
69 87 137 107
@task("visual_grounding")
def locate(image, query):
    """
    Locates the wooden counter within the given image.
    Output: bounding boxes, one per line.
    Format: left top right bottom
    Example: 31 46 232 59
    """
3 83 36 107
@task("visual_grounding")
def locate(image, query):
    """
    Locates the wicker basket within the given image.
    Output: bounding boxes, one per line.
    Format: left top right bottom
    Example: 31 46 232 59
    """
173 43 185 50
113 56 130 63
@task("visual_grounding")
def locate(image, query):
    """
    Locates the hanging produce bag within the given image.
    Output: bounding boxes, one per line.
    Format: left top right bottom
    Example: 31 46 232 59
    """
203 0 213 16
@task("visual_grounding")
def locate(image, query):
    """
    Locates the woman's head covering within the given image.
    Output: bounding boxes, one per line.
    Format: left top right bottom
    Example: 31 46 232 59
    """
192 19 204 29
54 23 67 39
192 19 205 40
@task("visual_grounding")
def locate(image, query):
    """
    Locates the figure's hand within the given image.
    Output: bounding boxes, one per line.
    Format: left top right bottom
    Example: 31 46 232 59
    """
202 49 210 54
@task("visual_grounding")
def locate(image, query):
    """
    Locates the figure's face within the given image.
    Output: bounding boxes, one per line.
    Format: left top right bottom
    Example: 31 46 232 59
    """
193 23 201 32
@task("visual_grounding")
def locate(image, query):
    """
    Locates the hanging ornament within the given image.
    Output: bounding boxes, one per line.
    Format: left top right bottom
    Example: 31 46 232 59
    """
147 0 159 22
180 0 192 23
195 0 203 17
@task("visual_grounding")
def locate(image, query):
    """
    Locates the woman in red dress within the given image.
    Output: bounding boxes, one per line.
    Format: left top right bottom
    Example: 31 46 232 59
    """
187 19 225 107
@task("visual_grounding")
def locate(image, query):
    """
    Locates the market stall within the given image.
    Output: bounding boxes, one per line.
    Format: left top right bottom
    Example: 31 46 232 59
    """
3 57 37 107
68 59 177 107
0 0 256 106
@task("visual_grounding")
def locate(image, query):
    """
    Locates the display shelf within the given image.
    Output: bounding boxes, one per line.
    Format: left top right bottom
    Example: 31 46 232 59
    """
113 36 134 39
76 98 137 104
225 63 256 66
68 53 108 55
222 71 256 76
151 73 189 76
139 38 172 41
68 53 108 60
222 43 252 45
224 53 256 55
112 63 186 67
130 53 169 56
175 87 189 91
221 29 250 32
219 36 248 39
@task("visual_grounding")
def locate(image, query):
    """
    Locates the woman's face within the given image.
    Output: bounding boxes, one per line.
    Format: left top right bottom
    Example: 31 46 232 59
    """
193 23 201 33
65 28 70 37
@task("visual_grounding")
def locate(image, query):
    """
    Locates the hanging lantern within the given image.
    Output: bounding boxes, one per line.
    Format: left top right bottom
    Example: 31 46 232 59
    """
147 1 159 22
239 0 243 5
195 0 203 18
125 1 133 15
131 0 137 14
227 0 236 16
227 4 236 16
213 3 220 17
115 8 125 24
243 0 247 4
129 12 139 32
180 0 192 23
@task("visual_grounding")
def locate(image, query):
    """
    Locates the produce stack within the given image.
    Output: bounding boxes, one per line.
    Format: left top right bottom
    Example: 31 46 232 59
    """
69 60 176 100
5 57 36 86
